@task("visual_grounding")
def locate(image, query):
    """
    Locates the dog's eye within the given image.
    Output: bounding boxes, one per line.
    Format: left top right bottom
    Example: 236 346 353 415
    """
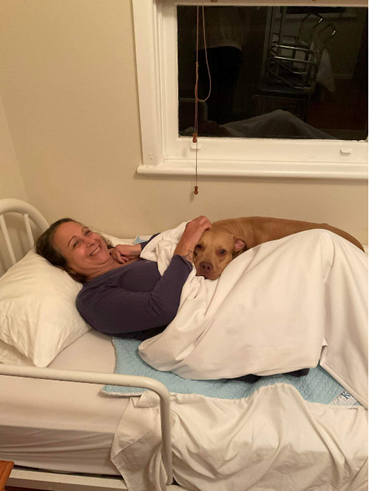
220 249 226 255
194 244 202 257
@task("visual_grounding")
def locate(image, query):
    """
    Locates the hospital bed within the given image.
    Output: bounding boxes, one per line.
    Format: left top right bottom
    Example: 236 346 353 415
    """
0 199 367 491
0 199 173 490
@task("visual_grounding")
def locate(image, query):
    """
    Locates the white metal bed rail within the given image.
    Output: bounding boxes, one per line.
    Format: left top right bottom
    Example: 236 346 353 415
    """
0 198 49 267
0 363 174 486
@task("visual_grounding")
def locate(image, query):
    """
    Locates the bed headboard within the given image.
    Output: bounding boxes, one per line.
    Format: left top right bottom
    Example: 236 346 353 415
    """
0 199 49 274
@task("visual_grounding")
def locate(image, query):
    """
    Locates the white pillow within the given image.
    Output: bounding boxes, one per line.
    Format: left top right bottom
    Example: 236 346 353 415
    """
0 338 35 365
0 250 87 367
0 234 136 367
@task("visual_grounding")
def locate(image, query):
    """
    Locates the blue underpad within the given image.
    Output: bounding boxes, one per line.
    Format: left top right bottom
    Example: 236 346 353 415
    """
103 337 355 405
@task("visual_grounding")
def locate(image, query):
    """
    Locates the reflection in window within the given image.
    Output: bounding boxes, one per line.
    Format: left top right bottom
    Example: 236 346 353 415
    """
177 6 368 140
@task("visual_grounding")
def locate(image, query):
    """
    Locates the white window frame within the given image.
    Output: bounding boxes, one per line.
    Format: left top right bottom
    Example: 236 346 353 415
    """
132 0 368 180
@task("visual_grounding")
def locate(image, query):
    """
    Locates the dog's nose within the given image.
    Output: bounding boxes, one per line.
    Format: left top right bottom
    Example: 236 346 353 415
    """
200 262 213 272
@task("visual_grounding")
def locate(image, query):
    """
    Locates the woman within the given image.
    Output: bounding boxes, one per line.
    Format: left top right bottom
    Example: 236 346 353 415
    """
36 216 211 340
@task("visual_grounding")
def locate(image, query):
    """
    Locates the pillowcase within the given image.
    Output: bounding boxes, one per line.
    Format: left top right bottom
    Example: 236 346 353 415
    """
0 234 135 367
0 338 35 365
0 249 87 367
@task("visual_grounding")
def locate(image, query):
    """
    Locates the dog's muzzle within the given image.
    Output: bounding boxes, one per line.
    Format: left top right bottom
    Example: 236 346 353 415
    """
195 261 220 280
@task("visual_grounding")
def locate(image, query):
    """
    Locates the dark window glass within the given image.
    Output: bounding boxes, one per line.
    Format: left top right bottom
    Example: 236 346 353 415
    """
178 6 368 140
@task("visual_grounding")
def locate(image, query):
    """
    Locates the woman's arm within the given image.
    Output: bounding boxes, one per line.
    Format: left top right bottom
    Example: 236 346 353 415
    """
110 234 160 264
76 255 192 335
173 216 211 262
111 217 211 265
77 217 211 336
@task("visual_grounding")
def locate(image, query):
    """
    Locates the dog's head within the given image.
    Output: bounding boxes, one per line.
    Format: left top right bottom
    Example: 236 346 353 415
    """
193 229 246 280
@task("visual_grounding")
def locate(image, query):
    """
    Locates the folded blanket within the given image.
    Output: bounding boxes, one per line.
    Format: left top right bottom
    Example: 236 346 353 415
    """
140 227 368 407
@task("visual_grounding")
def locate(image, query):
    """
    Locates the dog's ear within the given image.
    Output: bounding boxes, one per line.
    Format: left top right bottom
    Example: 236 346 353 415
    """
233 237 246 256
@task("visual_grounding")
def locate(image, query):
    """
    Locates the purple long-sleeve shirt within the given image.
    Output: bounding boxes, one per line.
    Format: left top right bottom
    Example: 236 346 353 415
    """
76 241 192 340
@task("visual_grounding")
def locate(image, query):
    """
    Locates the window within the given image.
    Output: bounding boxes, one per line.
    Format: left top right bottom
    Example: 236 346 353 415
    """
132 0 368 179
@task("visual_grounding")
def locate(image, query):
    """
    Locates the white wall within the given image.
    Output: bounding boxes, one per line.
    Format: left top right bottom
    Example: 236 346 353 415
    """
0 93 26 200
0 91 28 273
0 0 367 246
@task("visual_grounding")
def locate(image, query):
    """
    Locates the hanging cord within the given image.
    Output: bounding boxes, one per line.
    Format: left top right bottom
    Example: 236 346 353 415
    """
193 5 211 195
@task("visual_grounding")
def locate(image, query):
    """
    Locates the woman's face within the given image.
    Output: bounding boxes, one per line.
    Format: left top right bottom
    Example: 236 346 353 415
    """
53 221 112 278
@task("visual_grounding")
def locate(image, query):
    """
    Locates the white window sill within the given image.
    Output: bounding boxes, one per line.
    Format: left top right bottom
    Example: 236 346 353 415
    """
137 160 368 180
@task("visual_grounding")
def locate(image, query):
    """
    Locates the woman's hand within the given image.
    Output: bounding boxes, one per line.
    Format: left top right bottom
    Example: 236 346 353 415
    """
174 216 211 262
110 243 142 264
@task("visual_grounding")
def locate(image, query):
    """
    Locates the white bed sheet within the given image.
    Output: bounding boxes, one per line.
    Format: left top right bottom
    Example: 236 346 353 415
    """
112 386 368 491
0 330 128 476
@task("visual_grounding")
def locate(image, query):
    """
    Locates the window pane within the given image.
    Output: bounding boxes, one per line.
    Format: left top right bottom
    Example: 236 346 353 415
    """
177 6 368 140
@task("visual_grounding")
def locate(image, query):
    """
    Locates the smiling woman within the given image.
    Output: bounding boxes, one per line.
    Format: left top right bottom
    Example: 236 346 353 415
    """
52 221 128 281
35 216 211 340
35 218 88 283
35 218 118 284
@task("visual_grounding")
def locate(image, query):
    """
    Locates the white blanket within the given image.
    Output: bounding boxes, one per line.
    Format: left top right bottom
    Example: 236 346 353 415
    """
111 385 368 491
140 227 368 407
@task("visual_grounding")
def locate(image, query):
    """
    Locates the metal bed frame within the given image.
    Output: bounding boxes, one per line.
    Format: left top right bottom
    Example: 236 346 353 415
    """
0 198 176 491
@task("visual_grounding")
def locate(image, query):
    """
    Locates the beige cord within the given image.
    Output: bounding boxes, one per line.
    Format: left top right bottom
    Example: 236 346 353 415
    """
193 5 212 195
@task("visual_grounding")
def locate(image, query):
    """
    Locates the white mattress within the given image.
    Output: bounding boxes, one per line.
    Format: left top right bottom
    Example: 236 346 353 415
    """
0 330 128 476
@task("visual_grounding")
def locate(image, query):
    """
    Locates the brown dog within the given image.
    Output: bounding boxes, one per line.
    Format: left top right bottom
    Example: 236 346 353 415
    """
194 217 365 280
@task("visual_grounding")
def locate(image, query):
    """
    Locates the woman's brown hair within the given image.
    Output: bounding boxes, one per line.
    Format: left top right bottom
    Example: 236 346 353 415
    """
35 218 112 284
